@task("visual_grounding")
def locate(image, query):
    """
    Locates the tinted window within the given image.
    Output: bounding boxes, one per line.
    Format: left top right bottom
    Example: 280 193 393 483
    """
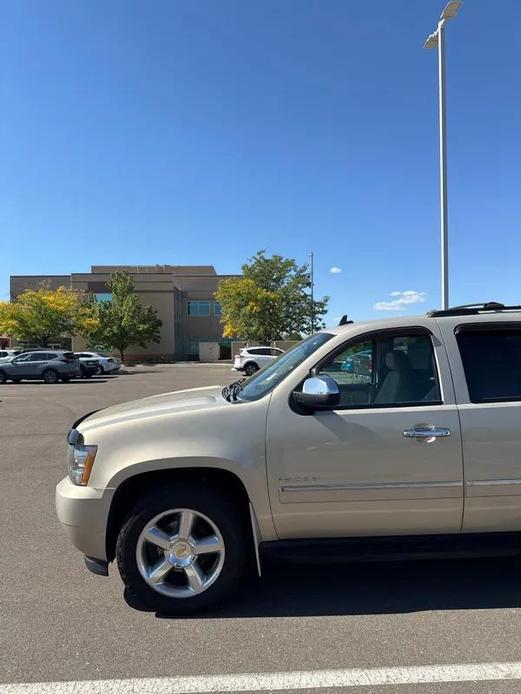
317 332 440 408
457 328 521 403
270 348 282 357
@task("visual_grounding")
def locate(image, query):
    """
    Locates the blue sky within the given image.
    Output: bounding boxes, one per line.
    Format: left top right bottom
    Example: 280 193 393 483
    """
2 0 521 325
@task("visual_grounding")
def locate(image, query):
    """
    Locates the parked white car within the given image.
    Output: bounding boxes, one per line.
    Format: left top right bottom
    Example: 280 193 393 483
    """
233 346 284 376
75 352 121 374
0 349 22 362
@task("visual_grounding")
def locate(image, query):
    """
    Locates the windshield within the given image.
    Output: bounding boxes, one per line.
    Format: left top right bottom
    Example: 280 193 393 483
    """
237 332 334 402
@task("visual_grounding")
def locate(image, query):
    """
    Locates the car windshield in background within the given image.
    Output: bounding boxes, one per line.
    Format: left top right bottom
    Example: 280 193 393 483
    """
237 332 334 402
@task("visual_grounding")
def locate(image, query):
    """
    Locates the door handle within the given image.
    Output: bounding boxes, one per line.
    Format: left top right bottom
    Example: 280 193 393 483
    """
402 426 451 440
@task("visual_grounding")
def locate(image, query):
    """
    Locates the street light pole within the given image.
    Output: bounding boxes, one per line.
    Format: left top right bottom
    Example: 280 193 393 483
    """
424 1 462 310
437 22 449 311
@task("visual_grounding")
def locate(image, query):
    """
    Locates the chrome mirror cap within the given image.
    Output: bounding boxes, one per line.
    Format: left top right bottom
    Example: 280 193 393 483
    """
294 375 340 411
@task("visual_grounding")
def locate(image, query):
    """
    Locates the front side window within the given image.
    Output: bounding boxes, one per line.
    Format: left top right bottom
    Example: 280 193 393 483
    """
456 327 521 403
317 332 440 408
238 333 334 402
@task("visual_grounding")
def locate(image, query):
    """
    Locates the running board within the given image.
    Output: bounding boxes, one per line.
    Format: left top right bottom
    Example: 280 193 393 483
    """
260 532 521 564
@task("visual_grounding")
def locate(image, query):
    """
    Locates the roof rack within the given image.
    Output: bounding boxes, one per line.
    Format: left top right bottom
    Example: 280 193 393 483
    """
428 302 521 317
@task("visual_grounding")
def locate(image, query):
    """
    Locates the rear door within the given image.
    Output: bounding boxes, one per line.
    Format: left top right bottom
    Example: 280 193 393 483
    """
440 319 521 531
27 352 48 378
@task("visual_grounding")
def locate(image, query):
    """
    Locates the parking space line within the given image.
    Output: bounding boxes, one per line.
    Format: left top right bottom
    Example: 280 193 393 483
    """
3 662 521 693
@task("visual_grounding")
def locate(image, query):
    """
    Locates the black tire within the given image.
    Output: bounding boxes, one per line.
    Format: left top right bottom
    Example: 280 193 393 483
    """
97 364 105 375
42 369 59 384
116 485 248 615
0 370 6 384
244 362 259 377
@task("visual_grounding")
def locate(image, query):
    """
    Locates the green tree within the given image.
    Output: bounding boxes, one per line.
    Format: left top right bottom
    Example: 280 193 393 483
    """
0 285 94 346
86 271 162 362
216 251 328 343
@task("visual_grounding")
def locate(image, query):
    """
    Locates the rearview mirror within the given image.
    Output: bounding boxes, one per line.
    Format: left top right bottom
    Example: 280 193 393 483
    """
293 375 340 411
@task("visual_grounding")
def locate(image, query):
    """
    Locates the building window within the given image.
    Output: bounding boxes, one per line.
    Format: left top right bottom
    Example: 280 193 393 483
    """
95 293 112 302
187 301 211 317
188 301 222 317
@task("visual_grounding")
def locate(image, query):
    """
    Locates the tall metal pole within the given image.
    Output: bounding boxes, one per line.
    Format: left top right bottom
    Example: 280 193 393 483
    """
309 252 315 333
438 22 449 310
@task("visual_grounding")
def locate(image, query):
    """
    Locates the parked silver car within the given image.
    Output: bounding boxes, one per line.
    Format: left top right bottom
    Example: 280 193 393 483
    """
56 302 521 614
0 350 80 383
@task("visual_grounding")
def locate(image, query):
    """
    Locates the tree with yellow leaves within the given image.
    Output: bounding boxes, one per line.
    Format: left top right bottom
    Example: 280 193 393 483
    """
216 251 328 344
0 285 98 347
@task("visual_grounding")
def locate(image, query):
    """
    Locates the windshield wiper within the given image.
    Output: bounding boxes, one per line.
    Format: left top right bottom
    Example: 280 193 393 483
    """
222 378 246 402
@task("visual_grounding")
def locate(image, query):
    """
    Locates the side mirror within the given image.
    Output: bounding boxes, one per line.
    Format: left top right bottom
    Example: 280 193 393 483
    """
293 375 340 411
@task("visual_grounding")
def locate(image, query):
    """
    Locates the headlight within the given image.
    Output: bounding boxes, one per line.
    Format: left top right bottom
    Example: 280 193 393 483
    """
68 443 98 486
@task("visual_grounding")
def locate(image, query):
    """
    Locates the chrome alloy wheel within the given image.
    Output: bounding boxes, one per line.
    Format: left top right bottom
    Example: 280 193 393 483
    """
136 508 225 599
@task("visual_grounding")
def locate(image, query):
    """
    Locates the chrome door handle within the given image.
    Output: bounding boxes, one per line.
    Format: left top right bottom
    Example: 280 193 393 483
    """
402 426 451 440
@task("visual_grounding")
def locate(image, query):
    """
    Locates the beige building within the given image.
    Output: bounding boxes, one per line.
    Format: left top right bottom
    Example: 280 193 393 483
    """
10 265 237 361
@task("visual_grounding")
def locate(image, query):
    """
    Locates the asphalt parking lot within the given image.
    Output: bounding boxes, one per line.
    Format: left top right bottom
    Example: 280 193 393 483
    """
3 364 521 693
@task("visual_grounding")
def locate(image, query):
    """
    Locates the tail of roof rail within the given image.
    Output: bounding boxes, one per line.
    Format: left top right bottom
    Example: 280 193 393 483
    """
428 302 521 317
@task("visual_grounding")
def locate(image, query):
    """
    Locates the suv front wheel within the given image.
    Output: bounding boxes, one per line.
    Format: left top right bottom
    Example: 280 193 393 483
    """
116 485 247 614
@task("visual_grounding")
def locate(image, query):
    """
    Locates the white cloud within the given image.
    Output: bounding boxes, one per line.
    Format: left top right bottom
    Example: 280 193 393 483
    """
373 290 426 312
329 266 342 274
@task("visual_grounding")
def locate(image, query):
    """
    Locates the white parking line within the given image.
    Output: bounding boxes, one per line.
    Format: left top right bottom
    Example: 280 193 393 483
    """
3 662 521 693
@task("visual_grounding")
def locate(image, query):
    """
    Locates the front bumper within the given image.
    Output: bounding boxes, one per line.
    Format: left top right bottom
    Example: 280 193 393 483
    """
55 477 114 561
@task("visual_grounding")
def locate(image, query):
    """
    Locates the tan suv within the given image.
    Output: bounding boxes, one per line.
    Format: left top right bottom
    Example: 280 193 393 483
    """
56 302 521 613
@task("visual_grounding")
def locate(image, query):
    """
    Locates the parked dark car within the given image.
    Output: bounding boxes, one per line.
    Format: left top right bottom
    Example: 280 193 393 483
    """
74 354 100 379
0 350 80 384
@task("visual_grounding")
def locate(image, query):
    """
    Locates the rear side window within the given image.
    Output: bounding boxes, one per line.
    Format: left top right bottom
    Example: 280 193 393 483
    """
456 328 521 403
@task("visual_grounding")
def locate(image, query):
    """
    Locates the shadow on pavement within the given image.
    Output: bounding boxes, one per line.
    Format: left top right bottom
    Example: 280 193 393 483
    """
124 555 521 619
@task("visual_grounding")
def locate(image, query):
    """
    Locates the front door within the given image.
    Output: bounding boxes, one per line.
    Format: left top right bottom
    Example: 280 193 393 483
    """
266 327 464 538
10 353 33 377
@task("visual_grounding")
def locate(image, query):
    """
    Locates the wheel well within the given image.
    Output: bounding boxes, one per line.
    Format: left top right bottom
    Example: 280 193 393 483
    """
106 467 252 562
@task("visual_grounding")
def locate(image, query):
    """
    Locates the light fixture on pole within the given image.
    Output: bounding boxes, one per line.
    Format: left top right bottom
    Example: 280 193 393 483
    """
424 0 462 310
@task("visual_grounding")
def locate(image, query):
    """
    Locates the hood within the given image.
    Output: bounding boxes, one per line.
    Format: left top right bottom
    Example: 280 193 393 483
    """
78 385 227 432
